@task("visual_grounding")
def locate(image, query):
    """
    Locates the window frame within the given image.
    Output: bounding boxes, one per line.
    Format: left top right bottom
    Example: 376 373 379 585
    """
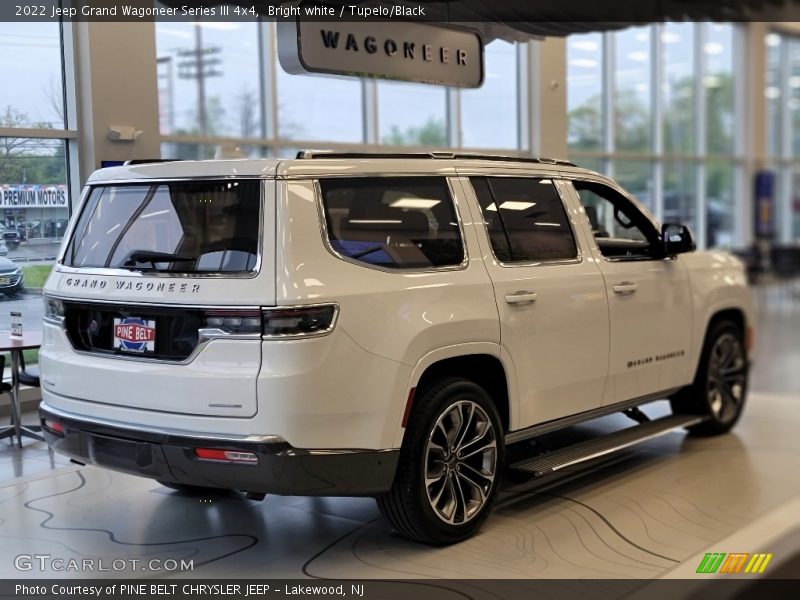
566 177 666 263
469 175 584 268
313 175 469 274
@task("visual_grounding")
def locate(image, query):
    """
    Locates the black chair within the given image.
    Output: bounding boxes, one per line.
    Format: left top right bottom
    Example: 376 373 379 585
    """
1 355 17 441
16 353 40 388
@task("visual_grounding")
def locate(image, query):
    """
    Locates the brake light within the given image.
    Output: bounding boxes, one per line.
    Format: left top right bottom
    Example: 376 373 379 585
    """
203 309 262 334
43 419 64 436
262 304 338 337
194 448 258 464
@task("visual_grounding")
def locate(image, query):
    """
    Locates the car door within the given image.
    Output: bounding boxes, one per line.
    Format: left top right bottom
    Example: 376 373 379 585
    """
462 175 609 428
563 177 694 406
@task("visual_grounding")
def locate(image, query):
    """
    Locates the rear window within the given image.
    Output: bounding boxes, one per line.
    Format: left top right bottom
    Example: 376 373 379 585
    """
319 177 464 270
65 180 261 273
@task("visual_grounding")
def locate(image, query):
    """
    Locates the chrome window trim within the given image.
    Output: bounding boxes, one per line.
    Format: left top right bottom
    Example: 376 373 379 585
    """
43 294 262 310
310 176 470 275
59 178 266 280
466 175 584 269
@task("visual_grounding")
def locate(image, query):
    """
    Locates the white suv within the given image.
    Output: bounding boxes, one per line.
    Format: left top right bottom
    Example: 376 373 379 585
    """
40 153 753 544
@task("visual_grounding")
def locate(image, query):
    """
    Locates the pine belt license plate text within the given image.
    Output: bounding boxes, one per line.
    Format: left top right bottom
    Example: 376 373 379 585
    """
0 277 8 285
113 317 156 353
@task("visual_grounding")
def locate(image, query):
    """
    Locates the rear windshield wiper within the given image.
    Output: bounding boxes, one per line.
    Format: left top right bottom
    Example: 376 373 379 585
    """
122 250 196 270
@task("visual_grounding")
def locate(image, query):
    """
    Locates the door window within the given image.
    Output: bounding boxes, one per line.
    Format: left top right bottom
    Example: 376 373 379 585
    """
571 180 661 260
471 177 578 263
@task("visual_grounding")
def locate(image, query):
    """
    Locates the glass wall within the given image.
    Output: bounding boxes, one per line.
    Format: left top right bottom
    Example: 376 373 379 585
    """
567 23 744 249
156 21 525 158
766 30 800 241
0 21 71 253
0 7 75 334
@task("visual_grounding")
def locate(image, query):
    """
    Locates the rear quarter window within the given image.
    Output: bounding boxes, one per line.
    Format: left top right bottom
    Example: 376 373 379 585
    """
319 177 465 270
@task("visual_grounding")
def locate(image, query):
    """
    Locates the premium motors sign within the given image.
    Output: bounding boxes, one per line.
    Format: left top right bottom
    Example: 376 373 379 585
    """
277 10 483 87
1 185 68 208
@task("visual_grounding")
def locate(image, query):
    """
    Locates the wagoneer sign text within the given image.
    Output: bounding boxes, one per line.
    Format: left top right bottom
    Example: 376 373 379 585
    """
277 17 483 87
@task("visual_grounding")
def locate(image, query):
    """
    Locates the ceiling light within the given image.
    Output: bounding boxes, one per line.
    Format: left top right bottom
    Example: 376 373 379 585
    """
570 59 598 69
626 51 649 63
661 31 681 44
499 201 536 211
570 39 599 52
348 219 403 225
389 198 441 209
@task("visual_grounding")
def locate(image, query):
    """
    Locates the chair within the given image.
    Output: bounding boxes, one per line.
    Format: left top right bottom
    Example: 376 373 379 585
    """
0 355 17 441
17 352 40 389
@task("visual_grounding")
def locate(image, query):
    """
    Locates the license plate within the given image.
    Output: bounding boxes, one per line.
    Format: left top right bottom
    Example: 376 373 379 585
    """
0 277 8 285
113 317 156 353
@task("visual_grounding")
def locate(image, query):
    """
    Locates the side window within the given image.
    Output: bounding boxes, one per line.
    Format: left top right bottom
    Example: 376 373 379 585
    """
471 177 578 263
571 180 660 260
319 177 464 270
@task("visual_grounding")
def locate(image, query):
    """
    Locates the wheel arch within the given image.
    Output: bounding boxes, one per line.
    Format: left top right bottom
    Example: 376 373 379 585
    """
691 306 749 382
392 344 512 448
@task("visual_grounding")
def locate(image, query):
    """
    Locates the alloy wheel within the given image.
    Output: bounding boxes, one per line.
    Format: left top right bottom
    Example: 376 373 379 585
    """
424 400 498 525
706 333 747 423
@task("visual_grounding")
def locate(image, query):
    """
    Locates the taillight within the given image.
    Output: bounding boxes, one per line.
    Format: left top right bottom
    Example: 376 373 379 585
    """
202 309 262 334
194 448 258 464
43 419 65 436
262 304 338 337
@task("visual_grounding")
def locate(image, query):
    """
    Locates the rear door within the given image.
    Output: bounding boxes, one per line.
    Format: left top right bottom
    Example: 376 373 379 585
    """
461 175 609 428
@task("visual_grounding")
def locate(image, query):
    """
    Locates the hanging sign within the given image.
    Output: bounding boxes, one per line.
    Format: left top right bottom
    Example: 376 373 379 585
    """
277 6 483 88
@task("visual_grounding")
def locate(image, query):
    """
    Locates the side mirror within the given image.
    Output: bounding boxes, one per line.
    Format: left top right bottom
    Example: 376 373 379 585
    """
662 223 696 256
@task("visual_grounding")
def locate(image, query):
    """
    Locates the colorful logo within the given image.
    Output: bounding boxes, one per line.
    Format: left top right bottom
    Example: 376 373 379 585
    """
696 552 773 575
113 317 156 353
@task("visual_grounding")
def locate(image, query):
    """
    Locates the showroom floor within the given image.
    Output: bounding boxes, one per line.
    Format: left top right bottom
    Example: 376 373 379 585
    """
0 286 798 580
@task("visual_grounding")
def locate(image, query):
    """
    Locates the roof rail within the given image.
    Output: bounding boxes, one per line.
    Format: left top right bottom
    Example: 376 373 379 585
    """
123 159 182 166
295 150 575 167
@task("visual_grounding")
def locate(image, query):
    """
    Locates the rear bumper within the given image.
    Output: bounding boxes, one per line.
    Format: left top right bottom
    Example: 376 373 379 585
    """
40 404 399 496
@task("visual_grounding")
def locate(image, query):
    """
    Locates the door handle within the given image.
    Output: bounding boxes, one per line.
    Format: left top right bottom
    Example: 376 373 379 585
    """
505 291 538 305
613 282 638 295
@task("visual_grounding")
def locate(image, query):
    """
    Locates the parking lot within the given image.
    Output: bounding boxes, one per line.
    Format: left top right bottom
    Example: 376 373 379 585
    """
0 291 44 332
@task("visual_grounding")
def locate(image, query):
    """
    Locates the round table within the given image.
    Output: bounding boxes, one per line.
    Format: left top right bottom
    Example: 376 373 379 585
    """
0 330 43 447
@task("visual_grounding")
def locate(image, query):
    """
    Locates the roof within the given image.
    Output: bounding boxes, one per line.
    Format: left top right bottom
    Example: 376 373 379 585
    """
87 153 597 183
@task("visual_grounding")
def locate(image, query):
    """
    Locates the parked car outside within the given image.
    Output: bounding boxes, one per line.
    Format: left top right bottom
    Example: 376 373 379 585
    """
0 257 24 296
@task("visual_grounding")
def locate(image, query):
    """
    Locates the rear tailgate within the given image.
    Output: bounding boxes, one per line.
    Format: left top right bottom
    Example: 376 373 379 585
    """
41 177 275 417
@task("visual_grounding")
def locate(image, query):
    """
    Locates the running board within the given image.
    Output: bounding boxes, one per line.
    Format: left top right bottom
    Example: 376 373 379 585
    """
509 414 705 477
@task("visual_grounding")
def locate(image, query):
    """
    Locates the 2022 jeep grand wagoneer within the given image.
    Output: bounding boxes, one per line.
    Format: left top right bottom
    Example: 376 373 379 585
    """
40 152 753 544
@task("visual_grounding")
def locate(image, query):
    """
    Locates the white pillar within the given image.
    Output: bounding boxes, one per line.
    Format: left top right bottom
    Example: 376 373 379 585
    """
72 21 161 182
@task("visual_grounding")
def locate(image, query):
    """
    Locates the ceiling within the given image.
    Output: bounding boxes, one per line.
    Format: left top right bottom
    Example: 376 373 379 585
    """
161 0 800 42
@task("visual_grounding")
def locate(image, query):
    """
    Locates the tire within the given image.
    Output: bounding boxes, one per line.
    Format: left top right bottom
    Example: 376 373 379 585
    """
671 320 749 436
157 480 222 495
377 377 504 545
